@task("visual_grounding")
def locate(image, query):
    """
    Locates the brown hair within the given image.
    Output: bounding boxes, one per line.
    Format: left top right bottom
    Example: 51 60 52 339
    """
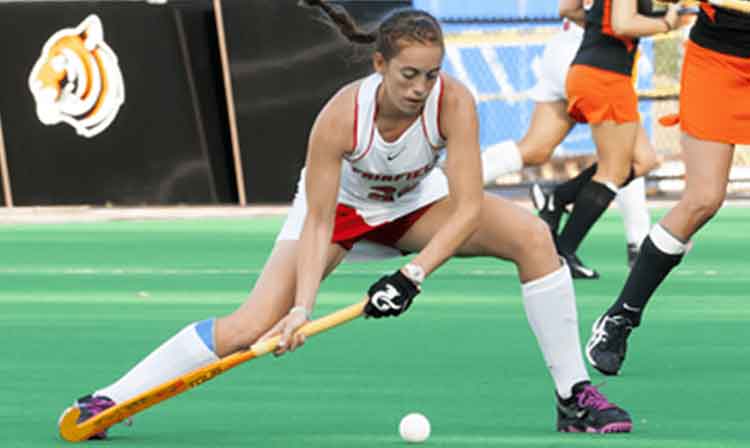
300 0 444 60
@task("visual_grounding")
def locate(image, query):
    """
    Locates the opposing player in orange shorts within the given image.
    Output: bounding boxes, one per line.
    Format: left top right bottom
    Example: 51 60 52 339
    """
534 0 680 279
587 1 750 375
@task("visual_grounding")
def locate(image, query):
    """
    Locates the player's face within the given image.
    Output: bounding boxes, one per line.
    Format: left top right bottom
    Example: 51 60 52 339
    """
376 41 443 115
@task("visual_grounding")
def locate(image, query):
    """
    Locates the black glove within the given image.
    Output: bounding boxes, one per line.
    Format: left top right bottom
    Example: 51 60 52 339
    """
364 270 420 318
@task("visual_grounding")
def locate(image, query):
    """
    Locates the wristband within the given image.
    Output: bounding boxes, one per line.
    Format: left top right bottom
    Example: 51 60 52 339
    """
289 306 311 320
402 263 425 285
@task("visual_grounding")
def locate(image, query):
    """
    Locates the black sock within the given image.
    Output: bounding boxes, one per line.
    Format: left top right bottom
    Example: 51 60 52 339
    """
606 236 684 326
554 163 597 206
557 180 616 255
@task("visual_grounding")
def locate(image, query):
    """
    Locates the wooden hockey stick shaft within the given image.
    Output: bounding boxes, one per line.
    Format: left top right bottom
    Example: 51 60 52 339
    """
59 299 367 442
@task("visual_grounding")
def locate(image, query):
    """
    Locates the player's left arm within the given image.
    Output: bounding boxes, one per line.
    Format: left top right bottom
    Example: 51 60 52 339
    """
363 76 482 319
409 75 483 277
559 0 586 27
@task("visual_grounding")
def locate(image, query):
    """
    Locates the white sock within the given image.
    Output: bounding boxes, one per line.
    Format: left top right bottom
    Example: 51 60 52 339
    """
616 177 651 246
96 320 219 403
521 265 589 399
481 140 523 185
650 223 688 255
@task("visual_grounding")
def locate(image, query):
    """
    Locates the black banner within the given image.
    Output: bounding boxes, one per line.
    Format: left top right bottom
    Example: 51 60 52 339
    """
223 0 411 203
0 1 234 205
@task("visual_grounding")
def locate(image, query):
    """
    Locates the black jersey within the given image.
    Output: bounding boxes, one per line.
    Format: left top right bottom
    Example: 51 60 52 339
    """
572 0 652 75
690 3 750 58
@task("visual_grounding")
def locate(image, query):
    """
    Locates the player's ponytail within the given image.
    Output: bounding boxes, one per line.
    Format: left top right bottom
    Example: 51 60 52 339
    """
300 0 377 44
300 0 444 60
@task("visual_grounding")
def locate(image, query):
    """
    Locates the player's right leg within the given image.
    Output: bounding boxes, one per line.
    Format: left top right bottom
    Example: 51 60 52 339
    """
517 101 577 236
587 134 734 375
518 100 576 167
63 239 347 439
396 194 631 433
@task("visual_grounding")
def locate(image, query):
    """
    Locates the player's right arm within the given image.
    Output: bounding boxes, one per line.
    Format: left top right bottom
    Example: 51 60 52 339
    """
294 84 356 313
259 82 358 354
612 0 681 37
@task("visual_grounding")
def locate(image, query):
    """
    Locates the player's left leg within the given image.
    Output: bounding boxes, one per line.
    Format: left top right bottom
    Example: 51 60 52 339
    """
556 121 638 279
68 240 348 438
616 177 650 267
396 193 631 432
481 100 574 186
587 134 734 375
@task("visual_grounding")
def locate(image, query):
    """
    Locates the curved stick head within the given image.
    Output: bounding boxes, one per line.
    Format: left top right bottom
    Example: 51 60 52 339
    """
58 406 88 442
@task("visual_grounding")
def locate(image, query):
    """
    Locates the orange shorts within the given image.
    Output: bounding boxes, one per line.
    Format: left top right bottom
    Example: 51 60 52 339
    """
680 40 750 145
566 64 639 124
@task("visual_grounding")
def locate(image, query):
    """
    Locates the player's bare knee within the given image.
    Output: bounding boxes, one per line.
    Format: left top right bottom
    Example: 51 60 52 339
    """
519 141 550 166
525 218 557 259
216 315 266 353
683 190 725 223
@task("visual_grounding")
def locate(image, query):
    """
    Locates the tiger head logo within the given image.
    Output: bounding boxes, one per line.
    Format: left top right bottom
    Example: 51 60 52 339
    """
28 15 125 138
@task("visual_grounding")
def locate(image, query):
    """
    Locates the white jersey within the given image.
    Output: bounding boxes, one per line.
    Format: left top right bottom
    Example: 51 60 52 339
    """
528 20 584 102
277 72 450 247
338 72 449 225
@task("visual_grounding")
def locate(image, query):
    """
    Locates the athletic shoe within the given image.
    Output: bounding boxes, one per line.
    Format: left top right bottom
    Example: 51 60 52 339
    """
531 183 566 236
60 394 117 440
627 243 639 269
586 314 634 376
557 381 633 433
560 251 600 280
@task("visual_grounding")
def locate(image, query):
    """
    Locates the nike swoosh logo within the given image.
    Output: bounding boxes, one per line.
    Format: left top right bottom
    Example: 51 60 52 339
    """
387 152 405 161
557 404 587 420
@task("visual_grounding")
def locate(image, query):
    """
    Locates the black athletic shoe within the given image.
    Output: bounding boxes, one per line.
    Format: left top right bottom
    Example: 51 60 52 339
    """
586 314 634 376
627 243 639 269
557 381 633 433
531 183 566 236
560 251 600 280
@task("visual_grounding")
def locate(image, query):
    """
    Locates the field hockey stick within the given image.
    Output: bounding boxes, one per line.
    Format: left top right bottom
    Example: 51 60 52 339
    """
59 298 368 442
709 0 750 13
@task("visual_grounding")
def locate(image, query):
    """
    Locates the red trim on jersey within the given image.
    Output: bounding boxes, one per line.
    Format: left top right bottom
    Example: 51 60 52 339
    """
602 0 635 52
352 85 360 151
701 2 717 21
437 75 446 141
332 203 434 250
420 114 438 150
350 103 377 163
602 0 615 35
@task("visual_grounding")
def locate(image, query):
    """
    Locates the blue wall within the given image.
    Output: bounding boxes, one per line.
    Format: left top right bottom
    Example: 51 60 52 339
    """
413 0 558 19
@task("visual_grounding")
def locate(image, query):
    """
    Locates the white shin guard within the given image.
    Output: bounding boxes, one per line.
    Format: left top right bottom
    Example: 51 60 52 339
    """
96 322 219 403
616 177 651 246
521 265 589 399
481 140 523 185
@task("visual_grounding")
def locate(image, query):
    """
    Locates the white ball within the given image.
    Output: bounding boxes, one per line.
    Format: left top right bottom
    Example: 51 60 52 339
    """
399 412 431 443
